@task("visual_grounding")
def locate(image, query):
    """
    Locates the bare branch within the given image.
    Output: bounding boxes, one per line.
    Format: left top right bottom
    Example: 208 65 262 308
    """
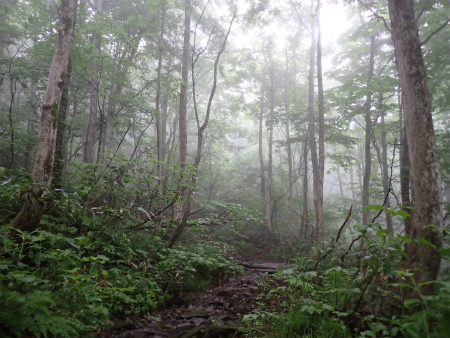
420 17 450 46
355 0 391 33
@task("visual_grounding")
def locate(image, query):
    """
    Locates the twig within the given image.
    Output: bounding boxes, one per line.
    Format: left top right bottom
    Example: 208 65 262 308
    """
355 0 391 33
289 0 311 33
415 2 427 23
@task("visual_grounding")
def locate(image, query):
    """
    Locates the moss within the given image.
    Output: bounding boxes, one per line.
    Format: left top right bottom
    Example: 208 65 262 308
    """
52 102 60 129
58 71 66 89
64 18 73 35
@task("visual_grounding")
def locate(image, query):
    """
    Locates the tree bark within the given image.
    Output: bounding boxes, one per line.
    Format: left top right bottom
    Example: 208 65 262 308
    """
53 57 73 189
259 84 267 219
362 36 375 237
284 47 293 249
84 0 104 163
26 72 38 170
301 134 309 241
155 5 166 230
307 11 321 244
172 0 191 221
380 101 393 233
388 0 443 292
398 90 412 236
10 0 77 232
316 0 325 243
266 66 275 248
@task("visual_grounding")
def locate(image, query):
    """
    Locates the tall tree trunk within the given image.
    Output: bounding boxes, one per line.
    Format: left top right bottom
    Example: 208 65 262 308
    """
161 92 169 161
307 11 320 244
316 0 325 243
171 0 191 221
10 0 77 232
398 90 412 236
155 5 166 230
301 133 309 242
349 162 356 203
337 167 345 199
388 0 443 292
266 66 275 248
102 90 119 162
84 0 104 163
259 84 267 219
284 47 293 249
168 2 236 247
26 72 38 170
53 57 73 189
380 100 393 233
362 35 375 240
7 77 17 169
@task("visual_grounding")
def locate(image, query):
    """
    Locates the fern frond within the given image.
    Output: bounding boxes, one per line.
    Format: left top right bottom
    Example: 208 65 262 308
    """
323 267 355 308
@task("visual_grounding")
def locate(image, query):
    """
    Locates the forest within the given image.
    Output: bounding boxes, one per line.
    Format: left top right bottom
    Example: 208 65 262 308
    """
1 0 450 337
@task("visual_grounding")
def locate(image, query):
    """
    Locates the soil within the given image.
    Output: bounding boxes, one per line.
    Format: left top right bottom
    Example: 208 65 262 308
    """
102 261 285 338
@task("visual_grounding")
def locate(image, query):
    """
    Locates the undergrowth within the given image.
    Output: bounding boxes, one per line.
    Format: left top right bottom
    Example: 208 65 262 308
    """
241 220 450 338
0 166 244 337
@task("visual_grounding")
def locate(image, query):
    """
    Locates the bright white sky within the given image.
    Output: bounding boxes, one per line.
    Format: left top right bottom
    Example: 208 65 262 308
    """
230 2 351 63
320 3 352 46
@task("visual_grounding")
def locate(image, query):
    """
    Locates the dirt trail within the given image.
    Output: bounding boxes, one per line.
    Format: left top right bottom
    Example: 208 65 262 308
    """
103 262 285 338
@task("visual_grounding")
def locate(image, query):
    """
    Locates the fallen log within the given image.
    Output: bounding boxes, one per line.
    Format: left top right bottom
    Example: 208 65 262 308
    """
239 262 282 273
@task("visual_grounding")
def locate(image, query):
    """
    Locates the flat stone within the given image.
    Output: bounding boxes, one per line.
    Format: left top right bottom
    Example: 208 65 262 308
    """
190 317 206 326
180 311 209 319
176 322 194 330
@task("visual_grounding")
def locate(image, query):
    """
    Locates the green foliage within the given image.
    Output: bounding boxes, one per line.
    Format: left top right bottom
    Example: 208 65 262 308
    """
0 173 243 337
322 267 356 309
271 300 351 338
247 211 450 337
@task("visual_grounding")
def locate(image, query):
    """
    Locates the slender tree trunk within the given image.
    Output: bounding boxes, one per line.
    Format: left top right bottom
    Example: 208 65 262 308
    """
168 2 236 247
259 84 267 218
84 0 104 163
337 167 345 199
102 90 118 162
155 5 166 230
357 146 364 188
307 11 320 244
301 134 309 241
380 101 393 233
26 72 38 170
398 90 412 236
10 0 77 232
362 36 375 239
349 162 356 203
284 47 293 249
53 57 73 189
266 66 275 248
388 0 443 293
7 77 17 169
172 0 191 221
316 0 325 243
161 93 169 161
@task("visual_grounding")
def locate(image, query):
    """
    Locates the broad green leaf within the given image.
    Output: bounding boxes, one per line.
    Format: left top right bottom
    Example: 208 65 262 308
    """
404 298 420 307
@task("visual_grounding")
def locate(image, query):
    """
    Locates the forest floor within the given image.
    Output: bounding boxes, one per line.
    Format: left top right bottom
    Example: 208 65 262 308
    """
102 261 285 338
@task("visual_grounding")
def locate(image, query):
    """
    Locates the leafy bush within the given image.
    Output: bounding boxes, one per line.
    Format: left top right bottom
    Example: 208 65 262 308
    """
0 170 243 337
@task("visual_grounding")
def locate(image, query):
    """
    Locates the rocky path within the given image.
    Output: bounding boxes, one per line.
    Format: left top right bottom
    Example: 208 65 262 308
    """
103 262 285 338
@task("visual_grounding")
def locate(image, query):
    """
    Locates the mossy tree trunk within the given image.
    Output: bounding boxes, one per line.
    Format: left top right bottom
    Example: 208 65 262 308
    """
388 0 443 293
10 0 78 232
